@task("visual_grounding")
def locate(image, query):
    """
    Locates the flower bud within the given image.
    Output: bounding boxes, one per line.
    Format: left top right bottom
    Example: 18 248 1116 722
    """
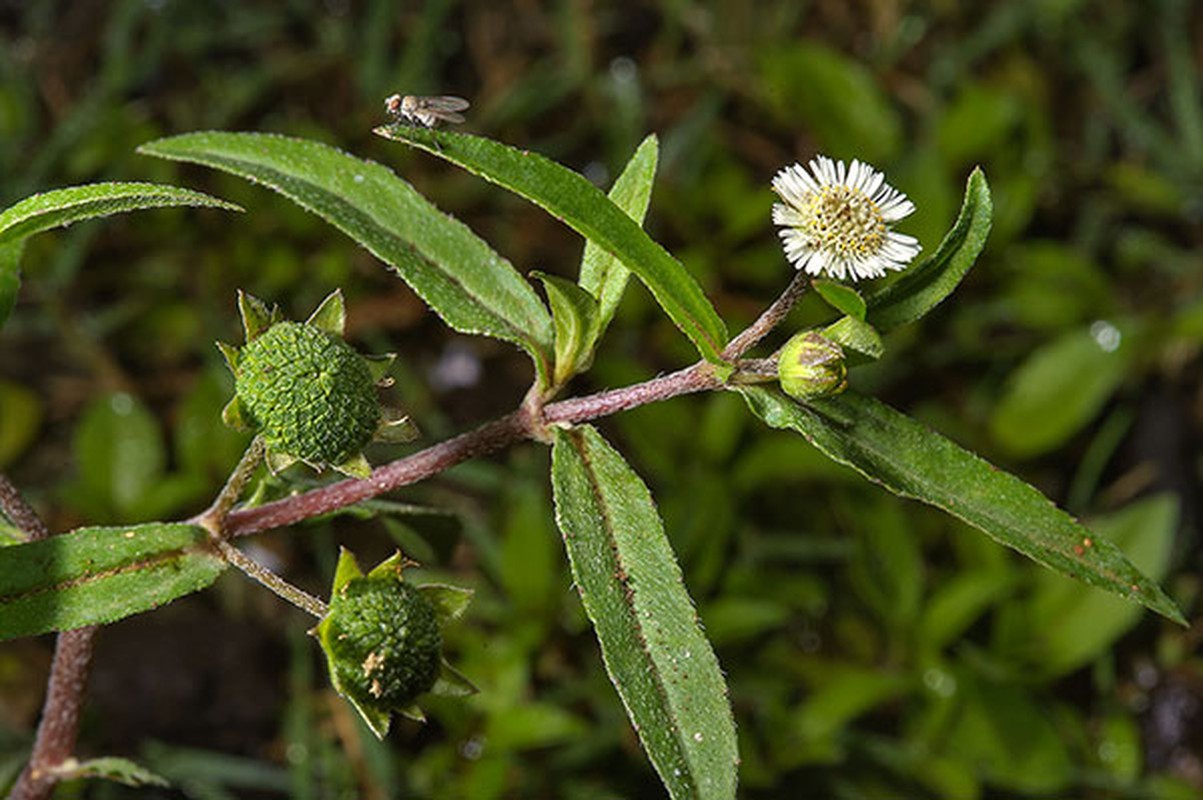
777 331 847 400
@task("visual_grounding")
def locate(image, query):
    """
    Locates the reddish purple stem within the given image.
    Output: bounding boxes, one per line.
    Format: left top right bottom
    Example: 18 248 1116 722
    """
222 275 808 540
10 271 810 797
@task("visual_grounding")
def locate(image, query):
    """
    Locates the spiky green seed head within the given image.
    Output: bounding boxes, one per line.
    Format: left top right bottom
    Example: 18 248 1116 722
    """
777 331 848 400
314 550 476 737
322 575 442 710
234 321 380 468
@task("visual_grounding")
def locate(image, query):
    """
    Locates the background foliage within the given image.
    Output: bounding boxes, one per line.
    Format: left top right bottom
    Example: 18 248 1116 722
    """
1 1 1201 797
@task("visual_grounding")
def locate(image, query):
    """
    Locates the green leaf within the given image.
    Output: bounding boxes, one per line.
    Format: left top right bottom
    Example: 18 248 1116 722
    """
822 315 884 359
580 134 659 336
864 168 993 331
919 570 1017 652
944 673 1072 795
330 546 364 594
756 44 902 163
1024 494 1178 677
533 271 601 385
0 181 241 248
418 583 474 625
792 666 911 748
990 325 1133 457
551 425 738 800
0 523 226 640
813 279 866 320
737 386 1185 624
0 181 240 330
138 132 554 381
73 393 165 521
48 756 170 788
375 125 728 364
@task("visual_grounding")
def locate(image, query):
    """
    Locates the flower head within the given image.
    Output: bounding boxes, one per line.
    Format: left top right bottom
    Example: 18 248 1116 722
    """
314 549 476 737
218 290 416 478
772 156 921 281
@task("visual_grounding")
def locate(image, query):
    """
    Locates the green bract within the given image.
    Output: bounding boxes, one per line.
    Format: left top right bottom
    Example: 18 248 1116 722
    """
219 290 415 477
314 549 476 738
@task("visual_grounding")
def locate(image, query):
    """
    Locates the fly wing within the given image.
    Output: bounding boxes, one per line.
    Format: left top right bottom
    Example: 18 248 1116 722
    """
425 96 470 113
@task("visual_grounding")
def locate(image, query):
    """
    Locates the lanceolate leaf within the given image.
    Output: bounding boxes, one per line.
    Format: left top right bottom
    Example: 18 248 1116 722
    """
0 523 226 640
551 426 738 800
580 134 660 336
375 125 728 364
865 167 992 331
737 386 1185 624
48 757 170 788
0 181 240 329
139 132 555 381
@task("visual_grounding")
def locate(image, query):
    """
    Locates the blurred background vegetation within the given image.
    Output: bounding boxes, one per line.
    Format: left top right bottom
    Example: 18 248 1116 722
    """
1 1 1201 797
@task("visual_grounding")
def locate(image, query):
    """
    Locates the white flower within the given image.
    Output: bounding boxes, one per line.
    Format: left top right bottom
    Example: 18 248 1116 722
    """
771 156 921 281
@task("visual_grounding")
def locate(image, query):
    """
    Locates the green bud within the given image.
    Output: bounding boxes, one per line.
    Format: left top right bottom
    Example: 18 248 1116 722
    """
777 331 848 400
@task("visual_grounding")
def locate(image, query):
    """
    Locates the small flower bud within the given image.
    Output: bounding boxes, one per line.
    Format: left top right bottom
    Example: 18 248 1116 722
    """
777 331 848 400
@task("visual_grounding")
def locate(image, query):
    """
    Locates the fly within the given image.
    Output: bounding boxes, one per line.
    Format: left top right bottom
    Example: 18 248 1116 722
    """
384 94 470 128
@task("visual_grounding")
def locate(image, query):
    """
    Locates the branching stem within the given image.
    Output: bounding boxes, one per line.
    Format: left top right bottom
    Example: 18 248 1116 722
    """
16 271 812 798
220 276 809 539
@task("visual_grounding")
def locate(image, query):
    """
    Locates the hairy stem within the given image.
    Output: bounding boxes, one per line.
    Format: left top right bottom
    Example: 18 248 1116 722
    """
722 270 809 359
221 276 811 540
222 409 533 537
0 474 49 541
215 539 329 618
197 436 265 538
4 474 95 800
220 364 724 539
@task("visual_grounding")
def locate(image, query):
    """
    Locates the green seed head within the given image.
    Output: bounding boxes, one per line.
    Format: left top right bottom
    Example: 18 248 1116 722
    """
777 331 848 400
323 577 442 708
234 321 380 467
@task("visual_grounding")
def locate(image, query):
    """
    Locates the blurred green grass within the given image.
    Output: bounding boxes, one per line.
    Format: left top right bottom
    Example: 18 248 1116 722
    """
1 1 1201 797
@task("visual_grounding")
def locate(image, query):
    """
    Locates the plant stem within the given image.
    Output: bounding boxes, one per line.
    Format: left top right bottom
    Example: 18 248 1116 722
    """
722 270 809 359
3 473 94 800
0 474 49 541
197 436 265 538
222 409 532 537
221 275 812 540
215 539 329 618
10 629 96 800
